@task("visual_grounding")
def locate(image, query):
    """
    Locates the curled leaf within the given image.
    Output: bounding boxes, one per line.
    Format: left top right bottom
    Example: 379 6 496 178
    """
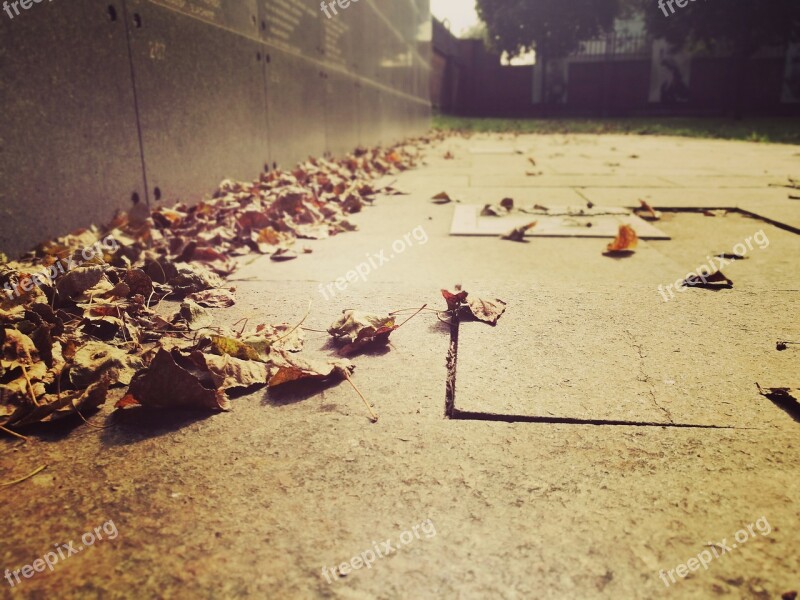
683 270 734 290
188 288 236 308
188 352 269 390
635 199 661 221
118 348 230 411
268 350 353 388
179 300 214 331
209 335 262 361
606 224 638 253
328 311 395 344
431 191 453 205
441 288 468 311
465 298 507 325
501 222 537 242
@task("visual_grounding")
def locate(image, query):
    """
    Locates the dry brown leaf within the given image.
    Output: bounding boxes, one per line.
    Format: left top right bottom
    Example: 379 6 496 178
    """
683 270 734 289
465 298 507 325
5 375 110 428
209 335 261 361
431 191 453 204
268 350 353 388
69 341 145 388
635 199 661 221
188 288 236 308
501 222 537 242
606 224 638 253
441 288 468 311
117 348 230 411
187 352 269 390
270 248 298 262
55 265 105 300
328 311 396 344
179 300 214 331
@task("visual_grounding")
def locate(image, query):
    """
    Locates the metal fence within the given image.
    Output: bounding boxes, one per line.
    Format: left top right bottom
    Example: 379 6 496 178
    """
573 33 652 59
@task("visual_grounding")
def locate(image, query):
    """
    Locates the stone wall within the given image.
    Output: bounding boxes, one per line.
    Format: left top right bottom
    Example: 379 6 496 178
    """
0 0 431 257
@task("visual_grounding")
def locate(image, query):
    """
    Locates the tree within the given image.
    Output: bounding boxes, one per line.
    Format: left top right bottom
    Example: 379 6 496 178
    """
641 0 800 58
475 0 622 113
641 0 800 117
475 0 622 59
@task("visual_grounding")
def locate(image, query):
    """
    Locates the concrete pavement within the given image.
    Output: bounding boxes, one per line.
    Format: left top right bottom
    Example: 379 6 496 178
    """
2 132 799 599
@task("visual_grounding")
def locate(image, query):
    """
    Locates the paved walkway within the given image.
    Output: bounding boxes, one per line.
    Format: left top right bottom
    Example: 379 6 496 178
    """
3 133 799 599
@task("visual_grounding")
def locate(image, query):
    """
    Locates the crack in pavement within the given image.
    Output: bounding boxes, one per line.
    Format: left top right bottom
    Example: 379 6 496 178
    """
624 328 675 424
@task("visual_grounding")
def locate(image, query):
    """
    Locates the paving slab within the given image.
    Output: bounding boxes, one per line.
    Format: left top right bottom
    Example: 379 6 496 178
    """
449 204 670 238
456 286 799 427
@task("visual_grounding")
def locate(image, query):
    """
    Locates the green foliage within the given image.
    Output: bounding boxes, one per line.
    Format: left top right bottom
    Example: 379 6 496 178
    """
475 0 621 58
638 0 800 57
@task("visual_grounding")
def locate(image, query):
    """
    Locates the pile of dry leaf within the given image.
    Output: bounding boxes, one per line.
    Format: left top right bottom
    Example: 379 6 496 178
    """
0 141 441 436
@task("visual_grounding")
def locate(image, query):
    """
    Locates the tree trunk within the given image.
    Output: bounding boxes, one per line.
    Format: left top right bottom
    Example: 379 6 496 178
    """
732 0 752 120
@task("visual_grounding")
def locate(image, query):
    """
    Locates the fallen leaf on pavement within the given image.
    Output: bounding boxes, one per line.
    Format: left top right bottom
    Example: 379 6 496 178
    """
69 341 144 388
268 350 353 388
179 300 214 331
465 298 507 325
188 288 236 308
481 203 510 217
683 270 734 289
117 348 230 411
328 310 398 356
441 288 468 311
431 191 454 205
605 224 638 253
501 222 537 242
635 199 661 221
5 376 110 428
441 287 507 325
209 335 261 361
188 351 269 390
270 249 298 262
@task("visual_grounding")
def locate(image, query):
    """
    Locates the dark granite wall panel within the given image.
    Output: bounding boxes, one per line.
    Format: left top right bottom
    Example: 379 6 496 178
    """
325 74 361 157
126 0 270 206
148 0 259 36
357 86 385 148
0 1 146 258
0 0 430 256
264 48 327 168
258 0 322 60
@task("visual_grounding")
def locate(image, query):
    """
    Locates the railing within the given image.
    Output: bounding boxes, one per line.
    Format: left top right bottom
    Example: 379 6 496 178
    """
572 33 652 58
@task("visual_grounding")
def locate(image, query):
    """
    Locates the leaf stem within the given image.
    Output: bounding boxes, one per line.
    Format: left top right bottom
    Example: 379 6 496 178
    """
342 369 378 422
1 464 46 487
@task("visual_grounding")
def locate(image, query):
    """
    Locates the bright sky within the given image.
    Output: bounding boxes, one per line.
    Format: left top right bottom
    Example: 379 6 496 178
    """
430 0 481 37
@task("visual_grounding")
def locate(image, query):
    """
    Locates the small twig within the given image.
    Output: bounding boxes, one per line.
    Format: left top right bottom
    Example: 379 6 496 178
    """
394 304 428 329
0 424 28 442
342 370 378 422
20 364 39 407
300 327 328 333
274 301 311 343
238 318 249 337
0 464 46 487
435 311 453 324
388 306 440 316
116 307 129 344
73 405 113 430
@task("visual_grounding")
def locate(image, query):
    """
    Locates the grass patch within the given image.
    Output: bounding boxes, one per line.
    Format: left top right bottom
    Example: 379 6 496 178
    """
433 115 800 145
